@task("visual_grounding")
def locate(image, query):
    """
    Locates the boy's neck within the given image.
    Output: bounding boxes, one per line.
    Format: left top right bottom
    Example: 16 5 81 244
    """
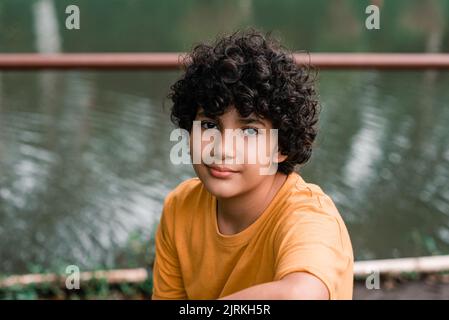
216 172 288 235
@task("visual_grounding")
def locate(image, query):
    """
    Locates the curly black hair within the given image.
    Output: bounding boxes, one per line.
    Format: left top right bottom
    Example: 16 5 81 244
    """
169 29 320 174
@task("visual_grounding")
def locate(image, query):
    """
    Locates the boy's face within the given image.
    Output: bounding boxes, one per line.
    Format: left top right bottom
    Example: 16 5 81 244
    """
190 106 286 199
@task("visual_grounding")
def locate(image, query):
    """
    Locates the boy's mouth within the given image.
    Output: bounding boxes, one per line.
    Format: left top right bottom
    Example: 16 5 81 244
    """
206 164 239 179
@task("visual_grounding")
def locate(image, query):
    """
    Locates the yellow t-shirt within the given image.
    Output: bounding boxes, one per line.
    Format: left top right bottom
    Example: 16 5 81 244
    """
152 172 354 300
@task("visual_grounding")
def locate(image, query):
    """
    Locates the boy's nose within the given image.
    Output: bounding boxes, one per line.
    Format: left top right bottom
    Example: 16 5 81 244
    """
212 130 236 163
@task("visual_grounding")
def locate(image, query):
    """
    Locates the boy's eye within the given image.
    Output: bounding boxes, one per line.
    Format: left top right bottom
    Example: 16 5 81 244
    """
242 127 259 136
200 120 218 130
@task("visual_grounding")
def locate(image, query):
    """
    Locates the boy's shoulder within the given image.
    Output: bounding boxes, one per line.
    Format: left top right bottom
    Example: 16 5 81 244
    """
279 174 349 238
287 174 336 213
278 174 353 261
164 177 204 208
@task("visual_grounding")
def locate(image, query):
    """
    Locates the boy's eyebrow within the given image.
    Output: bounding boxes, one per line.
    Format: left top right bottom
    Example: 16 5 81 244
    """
238 116 266 126
197 110 265 126
197 110 212 118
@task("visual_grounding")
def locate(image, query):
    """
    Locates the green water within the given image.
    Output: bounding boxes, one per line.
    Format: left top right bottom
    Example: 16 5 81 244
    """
1 0 449 275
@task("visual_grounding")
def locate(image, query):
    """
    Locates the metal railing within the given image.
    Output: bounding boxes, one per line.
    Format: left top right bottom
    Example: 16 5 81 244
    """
0 53 449 70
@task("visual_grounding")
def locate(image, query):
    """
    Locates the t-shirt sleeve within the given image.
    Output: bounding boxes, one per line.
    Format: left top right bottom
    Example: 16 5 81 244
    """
273 198 352 300
152 195 187 299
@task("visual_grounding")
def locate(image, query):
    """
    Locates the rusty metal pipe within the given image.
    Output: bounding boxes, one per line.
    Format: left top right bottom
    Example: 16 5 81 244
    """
0 53 449 70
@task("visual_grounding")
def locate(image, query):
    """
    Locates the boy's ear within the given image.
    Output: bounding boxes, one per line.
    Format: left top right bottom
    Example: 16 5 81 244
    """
274 152 288 164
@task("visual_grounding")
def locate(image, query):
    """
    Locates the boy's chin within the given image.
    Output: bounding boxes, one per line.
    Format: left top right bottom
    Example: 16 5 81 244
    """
201 179 242 199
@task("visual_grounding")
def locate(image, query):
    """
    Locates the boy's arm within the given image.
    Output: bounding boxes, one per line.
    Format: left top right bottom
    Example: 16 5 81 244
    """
218 272 329 300
151 222 187 299
151 197 188 300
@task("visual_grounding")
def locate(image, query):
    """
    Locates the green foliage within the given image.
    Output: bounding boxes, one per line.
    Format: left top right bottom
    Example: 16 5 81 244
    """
0 229 156 300
0 276 153 300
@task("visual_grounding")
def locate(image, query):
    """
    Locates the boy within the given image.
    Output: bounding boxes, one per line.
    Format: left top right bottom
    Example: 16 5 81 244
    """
152 29 353 300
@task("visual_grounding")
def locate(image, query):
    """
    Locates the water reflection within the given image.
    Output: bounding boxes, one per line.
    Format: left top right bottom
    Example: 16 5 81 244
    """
1 0 449 274
0 69 448 274
303 70 449 260
342 73 385 191
0 71 194 273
